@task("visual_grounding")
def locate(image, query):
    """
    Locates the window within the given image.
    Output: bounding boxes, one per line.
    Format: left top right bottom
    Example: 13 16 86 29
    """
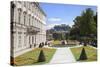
35 19 37 27
34 18 36 26
37 20 39 28
12 34 15 49
39 21 41 28
18 1 21 3
29 36 31 45
32 36 34 44
24 14 25 25
23 12 26 25
29 15 31 26
18 8 21 24
14 32 17 49
31 16 33 26
24 36 26 46
32 16 34 26
18 34 21 48
24 2 26 7
32 4 34 13
11 2 15 22
28 2 31 10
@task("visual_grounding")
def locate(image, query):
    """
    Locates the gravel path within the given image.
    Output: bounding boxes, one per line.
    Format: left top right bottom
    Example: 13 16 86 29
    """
49 47 76 64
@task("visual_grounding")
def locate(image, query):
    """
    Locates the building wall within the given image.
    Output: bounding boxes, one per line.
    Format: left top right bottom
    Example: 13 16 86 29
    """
11 1 46 57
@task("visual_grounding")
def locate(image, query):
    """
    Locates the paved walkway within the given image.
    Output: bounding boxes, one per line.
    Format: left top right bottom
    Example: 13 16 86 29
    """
49 47 76 64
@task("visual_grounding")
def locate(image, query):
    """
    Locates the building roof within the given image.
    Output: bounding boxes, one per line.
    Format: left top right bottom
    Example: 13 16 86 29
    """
33 2 46 17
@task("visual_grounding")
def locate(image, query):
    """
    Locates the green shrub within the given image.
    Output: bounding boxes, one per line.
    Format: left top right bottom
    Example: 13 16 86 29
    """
38 50 46 62
78 48 87 60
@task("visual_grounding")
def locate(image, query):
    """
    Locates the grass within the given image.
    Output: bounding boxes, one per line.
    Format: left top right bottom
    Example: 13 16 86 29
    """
51 40 77 47
14 48 56 66
70 46 97 62
52 40 61 45
51 40 66 47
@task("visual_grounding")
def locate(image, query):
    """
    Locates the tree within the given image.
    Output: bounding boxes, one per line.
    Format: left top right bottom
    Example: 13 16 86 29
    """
71 8 97 44
78 48 87 60
93 12 97 36
38 50 46 62
53 33 60 40
72 8 96 35
79 8 96 35
94 12 97 27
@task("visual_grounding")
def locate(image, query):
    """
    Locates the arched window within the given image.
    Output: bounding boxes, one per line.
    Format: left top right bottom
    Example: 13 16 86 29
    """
23 12 27 25
11 2 16 22
18 8 22 24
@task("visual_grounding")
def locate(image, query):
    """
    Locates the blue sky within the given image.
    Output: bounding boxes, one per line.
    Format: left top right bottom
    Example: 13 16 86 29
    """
40 3 97 29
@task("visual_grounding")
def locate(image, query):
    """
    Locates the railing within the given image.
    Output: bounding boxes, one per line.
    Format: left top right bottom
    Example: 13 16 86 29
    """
27 26 40 35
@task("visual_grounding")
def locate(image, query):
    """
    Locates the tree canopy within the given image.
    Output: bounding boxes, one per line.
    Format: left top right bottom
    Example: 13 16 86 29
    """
70 8 97 37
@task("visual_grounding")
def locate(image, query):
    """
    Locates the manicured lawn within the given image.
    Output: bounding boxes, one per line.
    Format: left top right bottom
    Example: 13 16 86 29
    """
51 40 67 47
52 40 61 45
70 46 97 62
14 48 56 66
51 40 77 47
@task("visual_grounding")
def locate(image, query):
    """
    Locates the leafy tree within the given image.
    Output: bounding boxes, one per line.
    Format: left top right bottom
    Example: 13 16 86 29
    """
93 12 97 36
79 8 96 35
70 8 97 43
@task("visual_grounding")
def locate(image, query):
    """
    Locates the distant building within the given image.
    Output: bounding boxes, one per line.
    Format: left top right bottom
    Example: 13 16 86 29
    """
11 1 46 57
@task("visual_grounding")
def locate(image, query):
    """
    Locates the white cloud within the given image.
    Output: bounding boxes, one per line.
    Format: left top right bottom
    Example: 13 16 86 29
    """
68 22 74 27
48 17 62 21
46 21 74 30
46 23 59 30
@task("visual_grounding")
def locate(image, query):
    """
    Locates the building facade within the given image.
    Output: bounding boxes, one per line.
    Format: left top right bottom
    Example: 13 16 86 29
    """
11 1 46 57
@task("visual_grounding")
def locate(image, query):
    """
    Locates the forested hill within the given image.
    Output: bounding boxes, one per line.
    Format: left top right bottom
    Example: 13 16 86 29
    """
47 24 71 33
